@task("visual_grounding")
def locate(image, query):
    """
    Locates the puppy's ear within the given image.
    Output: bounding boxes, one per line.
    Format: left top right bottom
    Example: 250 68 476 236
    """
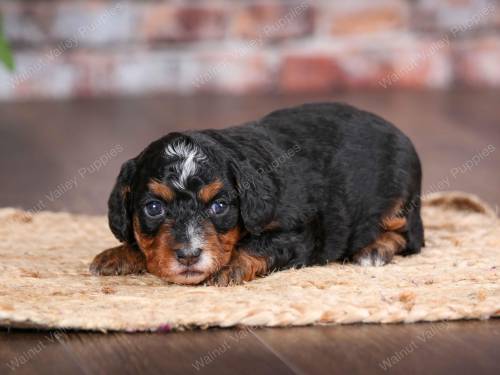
230 160 278 235
108 159 136 243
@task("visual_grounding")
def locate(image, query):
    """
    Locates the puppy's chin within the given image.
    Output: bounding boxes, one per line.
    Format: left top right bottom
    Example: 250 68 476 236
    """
147 264 210 285
170 270 212 285
146 252 228 285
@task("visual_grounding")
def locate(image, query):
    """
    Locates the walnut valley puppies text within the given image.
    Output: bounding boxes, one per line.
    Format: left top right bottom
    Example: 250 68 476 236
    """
426 144 495 193
27 144 124 216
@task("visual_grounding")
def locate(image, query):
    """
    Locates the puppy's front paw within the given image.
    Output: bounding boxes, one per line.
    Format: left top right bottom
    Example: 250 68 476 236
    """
353 232 406 267
205 265 246 287
205 251 268 287
90 244 146 276
354 247 391 267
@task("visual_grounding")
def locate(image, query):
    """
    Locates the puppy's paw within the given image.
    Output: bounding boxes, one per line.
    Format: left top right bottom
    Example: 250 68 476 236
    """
90 244 146 276
353 231 406 267
205 265 246 287
354 247 392 267
205 251 268 287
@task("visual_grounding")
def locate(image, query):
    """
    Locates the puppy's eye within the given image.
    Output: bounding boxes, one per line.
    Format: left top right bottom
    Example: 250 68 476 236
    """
144 200 165 218
209 200 228 216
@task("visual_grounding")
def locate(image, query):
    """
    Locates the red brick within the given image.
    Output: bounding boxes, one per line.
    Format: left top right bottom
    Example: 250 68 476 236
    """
1 0 499 100
0 1 55 46
278 54 344 93
189 51 273 94
326 0 409 36
5 48 188 100
338 39 452 89
493 0 500 28
53 1 133 46
67 49 188 97
411 0 497 33
230 2 314 41
110 50 185 94
68 50 117 97
139 4 227 42
1 1 134 47
7 49 79 100
453 36 500 87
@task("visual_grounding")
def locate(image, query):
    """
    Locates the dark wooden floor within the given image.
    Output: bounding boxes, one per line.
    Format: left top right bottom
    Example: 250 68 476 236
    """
0 90 499 374
1 321 499 375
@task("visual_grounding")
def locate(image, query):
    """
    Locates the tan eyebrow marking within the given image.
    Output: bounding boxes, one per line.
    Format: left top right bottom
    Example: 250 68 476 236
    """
198 178 224 203
121 185 131 197
148 179 175 202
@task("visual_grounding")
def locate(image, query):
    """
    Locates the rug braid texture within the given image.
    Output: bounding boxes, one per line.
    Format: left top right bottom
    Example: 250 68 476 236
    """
0 191 498 331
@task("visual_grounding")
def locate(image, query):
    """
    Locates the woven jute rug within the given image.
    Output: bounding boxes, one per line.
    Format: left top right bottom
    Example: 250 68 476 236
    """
0 191 498 332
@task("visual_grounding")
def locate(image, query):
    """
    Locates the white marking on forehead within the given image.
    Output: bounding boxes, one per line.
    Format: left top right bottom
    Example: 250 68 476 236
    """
165 140 206 190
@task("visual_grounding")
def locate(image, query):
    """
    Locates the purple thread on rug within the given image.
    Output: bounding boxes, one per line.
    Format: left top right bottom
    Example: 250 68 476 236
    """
157 323 172 333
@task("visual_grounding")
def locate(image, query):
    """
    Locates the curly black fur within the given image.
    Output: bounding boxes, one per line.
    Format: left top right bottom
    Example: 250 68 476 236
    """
107 102 424 278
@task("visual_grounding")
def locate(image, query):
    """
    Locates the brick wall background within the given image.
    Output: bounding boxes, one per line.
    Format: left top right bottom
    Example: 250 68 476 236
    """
0 0 499 101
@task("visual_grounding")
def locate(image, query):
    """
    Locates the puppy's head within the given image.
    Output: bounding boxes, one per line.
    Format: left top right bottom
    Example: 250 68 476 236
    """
108 133 277 284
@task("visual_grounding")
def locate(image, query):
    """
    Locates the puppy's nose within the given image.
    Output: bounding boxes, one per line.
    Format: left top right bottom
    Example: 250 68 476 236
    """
175 248 201 266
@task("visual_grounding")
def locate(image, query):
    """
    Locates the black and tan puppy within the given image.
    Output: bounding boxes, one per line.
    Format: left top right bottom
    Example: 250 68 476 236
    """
90 103 424 286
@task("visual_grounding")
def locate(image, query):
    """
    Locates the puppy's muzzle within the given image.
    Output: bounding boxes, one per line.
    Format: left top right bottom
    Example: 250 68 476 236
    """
175 248 202 266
